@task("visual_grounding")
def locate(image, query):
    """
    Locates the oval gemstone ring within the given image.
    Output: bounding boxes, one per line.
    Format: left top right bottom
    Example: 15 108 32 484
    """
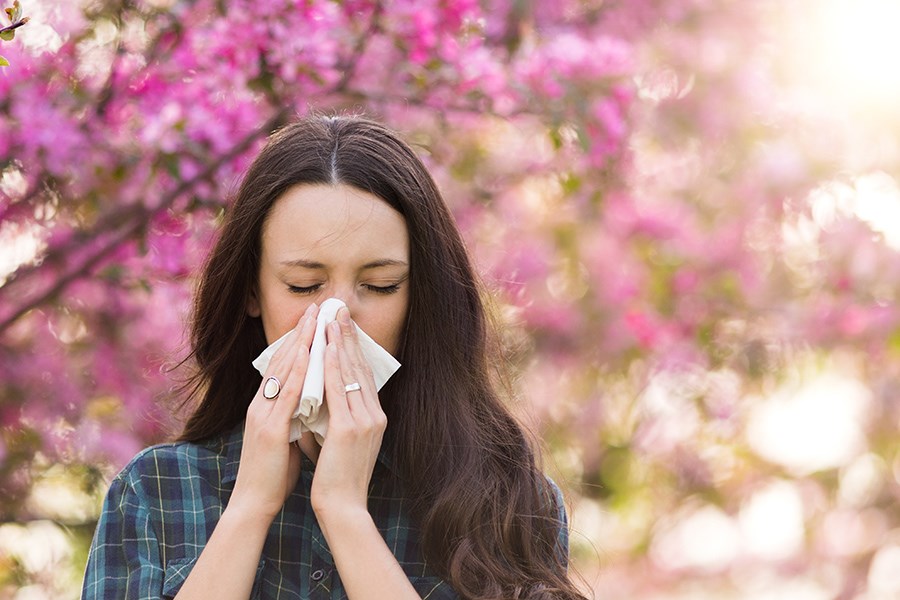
263 376 282 400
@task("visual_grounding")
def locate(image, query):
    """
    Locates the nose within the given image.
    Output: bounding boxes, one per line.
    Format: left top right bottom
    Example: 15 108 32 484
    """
328 284 357 316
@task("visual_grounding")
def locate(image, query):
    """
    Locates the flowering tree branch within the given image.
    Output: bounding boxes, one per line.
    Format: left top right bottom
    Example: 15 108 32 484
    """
0 109 288 334
0 0 28 66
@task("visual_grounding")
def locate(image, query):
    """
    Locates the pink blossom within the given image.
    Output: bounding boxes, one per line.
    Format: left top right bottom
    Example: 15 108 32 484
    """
625 309 661 349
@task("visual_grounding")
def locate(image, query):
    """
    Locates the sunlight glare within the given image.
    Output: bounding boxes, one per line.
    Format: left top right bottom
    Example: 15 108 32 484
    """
739 480 805 561
650 504 740 572
788 0 900 111
807 172 900 250
0 222 44 286
821 0 900 93
745 372 871 475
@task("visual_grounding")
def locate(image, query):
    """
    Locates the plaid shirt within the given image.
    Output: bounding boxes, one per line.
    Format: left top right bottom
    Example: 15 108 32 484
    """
82 421 569 599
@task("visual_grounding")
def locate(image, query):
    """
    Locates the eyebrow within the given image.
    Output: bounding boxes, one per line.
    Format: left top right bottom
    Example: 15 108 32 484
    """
279 258 409 270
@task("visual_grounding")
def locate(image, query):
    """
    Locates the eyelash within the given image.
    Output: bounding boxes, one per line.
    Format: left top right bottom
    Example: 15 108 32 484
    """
287 283 402 296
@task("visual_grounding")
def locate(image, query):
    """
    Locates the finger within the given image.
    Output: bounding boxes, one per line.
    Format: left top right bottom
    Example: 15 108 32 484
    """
262 302 318 391
256 333 305 409
325 316 372 424
266 303 318 379
272 307 318 420
254 332 298 406
323 337 352 424
328 323 364 420
252 314 309 414
337 308 369 374
335 308 379 415
335 308 375 393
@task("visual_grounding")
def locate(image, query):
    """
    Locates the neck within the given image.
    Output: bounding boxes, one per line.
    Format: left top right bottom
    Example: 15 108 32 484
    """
297 431 321 465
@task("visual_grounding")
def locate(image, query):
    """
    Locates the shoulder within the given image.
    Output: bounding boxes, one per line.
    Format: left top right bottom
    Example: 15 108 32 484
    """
542 475 571 563
107 431 236 502
114 441 211 482
543 475 566 516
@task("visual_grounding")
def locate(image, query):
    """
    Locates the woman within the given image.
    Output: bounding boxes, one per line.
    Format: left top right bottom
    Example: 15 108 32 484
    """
82 115 585 599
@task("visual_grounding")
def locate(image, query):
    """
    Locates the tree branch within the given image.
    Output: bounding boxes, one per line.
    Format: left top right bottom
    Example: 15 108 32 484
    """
331 1 384 94
0 18 28 36
0 109 288 334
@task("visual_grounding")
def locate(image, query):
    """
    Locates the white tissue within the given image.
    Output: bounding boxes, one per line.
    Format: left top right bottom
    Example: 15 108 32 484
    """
251 297 401 443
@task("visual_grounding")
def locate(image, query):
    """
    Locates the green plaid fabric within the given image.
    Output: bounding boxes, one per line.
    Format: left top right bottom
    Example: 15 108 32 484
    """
82 421 569 599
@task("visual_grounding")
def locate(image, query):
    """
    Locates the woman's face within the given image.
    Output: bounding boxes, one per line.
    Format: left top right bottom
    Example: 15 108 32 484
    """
248 183 410 356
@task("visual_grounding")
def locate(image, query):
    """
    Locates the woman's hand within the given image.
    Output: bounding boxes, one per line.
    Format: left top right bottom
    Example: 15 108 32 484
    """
229 302 320 522
310 306 387 522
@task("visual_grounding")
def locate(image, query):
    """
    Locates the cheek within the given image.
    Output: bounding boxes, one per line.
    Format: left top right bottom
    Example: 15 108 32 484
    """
383 301 409 355
358 316 393 349
357 301 407 354
260 297 308 344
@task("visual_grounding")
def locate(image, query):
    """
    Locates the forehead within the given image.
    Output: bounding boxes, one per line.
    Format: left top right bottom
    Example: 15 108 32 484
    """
261 184 409 264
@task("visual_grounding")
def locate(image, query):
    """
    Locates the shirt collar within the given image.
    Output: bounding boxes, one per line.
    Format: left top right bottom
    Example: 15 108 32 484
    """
219 420 395 485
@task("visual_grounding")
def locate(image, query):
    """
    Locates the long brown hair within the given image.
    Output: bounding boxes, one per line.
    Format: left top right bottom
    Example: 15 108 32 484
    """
180 115 587 599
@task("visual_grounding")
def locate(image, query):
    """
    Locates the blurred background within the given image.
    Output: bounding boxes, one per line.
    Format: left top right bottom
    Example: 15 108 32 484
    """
2 0 900 598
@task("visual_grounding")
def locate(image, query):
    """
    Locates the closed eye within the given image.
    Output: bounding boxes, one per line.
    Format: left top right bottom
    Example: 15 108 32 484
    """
363 283 401 295
287 284 323 295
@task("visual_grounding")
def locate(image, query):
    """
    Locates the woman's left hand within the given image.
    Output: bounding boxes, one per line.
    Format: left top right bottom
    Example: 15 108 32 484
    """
310 305 387 521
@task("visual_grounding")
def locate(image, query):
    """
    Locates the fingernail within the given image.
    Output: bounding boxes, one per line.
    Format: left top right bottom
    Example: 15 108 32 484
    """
305 303 317 317
338 307 350 325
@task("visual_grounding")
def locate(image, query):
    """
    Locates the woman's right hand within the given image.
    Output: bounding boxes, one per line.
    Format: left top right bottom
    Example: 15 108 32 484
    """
228 302 320 522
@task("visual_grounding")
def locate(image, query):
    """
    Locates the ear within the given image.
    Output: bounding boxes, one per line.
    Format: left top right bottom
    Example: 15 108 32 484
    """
247 288 261 318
